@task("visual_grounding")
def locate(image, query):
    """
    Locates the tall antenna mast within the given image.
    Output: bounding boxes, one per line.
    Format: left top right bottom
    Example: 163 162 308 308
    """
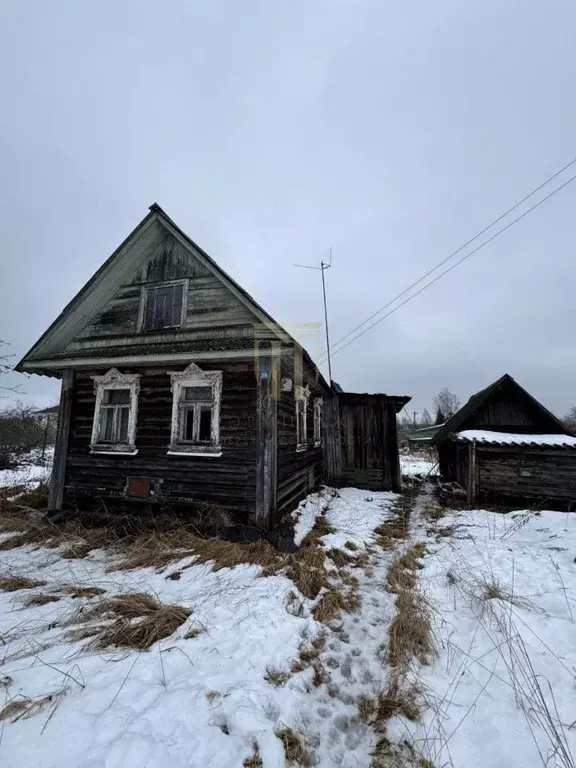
294 247 333 384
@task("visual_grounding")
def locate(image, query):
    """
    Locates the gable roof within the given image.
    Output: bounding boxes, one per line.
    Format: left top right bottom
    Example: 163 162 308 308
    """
16 204 328 388
432 374 569 444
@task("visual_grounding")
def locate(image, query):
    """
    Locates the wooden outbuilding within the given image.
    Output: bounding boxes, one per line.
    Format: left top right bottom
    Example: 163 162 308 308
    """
432 374 576 508
16 204 407 528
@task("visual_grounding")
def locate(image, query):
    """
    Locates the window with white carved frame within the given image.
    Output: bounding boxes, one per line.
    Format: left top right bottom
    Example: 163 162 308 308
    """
295 384 310 452
313 397 323 447
168 363 223 456
141 280 187 332
90 369 140 454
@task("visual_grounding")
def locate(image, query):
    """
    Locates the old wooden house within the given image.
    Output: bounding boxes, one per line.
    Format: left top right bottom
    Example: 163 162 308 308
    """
17 204 407 528
432 374 576 507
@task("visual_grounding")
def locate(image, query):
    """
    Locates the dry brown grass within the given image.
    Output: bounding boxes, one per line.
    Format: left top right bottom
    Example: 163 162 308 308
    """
386 544 427 594
243 741 263 768
388 590 435 668
0 689 66 723
24 594 61 607
376 677 422 723
67 586 106 599
265 668 291 687
479 578 533 611
326 548 354 567
184 627 204 640
68 593 191 651
311 661 327 687
0 576 46 592
312 587 360 624
298 632 326 664
374 517 410 550
344 540 358 551
357 694 378 723
424 502 445 521
275 727 313 767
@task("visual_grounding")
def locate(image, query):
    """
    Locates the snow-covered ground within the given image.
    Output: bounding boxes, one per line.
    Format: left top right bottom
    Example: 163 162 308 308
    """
2 483 576 767
0 449 53 489
400 453 437 477
0 488 401 768
406 501 576 768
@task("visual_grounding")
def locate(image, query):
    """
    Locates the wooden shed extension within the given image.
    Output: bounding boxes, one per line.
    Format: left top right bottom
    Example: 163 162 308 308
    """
433 374 576 508
324 391 410 492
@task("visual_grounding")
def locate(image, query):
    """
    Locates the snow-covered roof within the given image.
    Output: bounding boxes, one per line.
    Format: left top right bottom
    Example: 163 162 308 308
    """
455 430 576 448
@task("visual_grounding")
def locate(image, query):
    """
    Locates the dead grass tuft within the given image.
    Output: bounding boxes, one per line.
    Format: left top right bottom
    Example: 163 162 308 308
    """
386 544 427 594
376 677 422 723
299 632 326 664
275 727 313 767
184 627 204 640
285 546 327 599
479 579 533 611
0 576 46 592
388 590 435 667
24 594 61 607
67 586 106 599
265 668 291 687
0 699 27 721
313 587 360 624
243 741 263 768
357 694 378 723
424 503 445 521
0 689 66 723
68 592 191 651
344 540 358 551
326 548 355 567
312 661 327 687
374 517 410 550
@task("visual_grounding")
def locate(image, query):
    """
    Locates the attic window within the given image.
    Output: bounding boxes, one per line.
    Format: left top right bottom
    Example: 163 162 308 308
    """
142 280 187 331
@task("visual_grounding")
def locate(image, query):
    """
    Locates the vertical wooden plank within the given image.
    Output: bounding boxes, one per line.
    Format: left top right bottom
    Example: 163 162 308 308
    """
467 441 478 504
48 369 74 511
386 398 402 493
254 350 278 529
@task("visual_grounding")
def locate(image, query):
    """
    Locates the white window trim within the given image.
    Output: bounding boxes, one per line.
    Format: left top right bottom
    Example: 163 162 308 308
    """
295 384 310 452
137 279 189 333
90 368 140 454
313 397 323 448
168 362 223 456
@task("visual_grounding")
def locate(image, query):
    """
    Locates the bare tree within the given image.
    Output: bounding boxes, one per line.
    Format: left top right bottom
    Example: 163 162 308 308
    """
433 387 460 421
0 339 22 397
563 406 576 434
420 408 432 427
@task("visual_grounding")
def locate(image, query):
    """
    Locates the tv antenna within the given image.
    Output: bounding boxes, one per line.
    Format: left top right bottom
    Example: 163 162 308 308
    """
294 247 333 384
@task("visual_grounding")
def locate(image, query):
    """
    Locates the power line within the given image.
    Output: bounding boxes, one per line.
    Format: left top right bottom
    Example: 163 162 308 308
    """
321 170 576 362
321 155 576 361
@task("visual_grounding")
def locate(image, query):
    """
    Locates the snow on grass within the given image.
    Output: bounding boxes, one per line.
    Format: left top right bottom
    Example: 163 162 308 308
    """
0 487 403 768
0 449 53 489
292 487 334 546
404 503 576 768
400 454 437 477
323 488 399 550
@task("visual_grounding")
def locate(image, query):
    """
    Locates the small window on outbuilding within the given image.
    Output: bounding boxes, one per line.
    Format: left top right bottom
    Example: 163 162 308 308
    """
295 385 310 452
142 281 186 331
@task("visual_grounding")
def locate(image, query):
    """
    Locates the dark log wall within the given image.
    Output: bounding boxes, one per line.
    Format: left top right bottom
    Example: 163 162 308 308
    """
461 390 560 434
64 361 258 519
477 447 576 504
276 359 325 520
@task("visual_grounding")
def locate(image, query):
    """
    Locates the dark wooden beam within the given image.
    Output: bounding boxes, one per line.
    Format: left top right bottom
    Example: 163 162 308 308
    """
254 350 279 528
48 368 74 510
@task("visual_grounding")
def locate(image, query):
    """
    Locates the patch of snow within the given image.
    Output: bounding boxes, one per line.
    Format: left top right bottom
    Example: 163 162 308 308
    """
322 487 399 550
400 455 437 476
456 429 576 447
407 503 576 767
0 449 53 489
292 487 333 546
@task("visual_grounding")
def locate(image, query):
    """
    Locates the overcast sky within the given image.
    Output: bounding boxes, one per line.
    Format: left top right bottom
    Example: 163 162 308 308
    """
1 0 575 418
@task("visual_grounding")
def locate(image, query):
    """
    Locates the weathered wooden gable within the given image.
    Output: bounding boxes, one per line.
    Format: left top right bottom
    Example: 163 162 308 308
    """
71 224 256 346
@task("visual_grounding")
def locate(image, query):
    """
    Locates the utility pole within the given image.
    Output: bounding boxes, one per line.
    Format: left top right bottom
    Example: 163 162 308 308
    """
294 248 333 384
412 410 418 427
